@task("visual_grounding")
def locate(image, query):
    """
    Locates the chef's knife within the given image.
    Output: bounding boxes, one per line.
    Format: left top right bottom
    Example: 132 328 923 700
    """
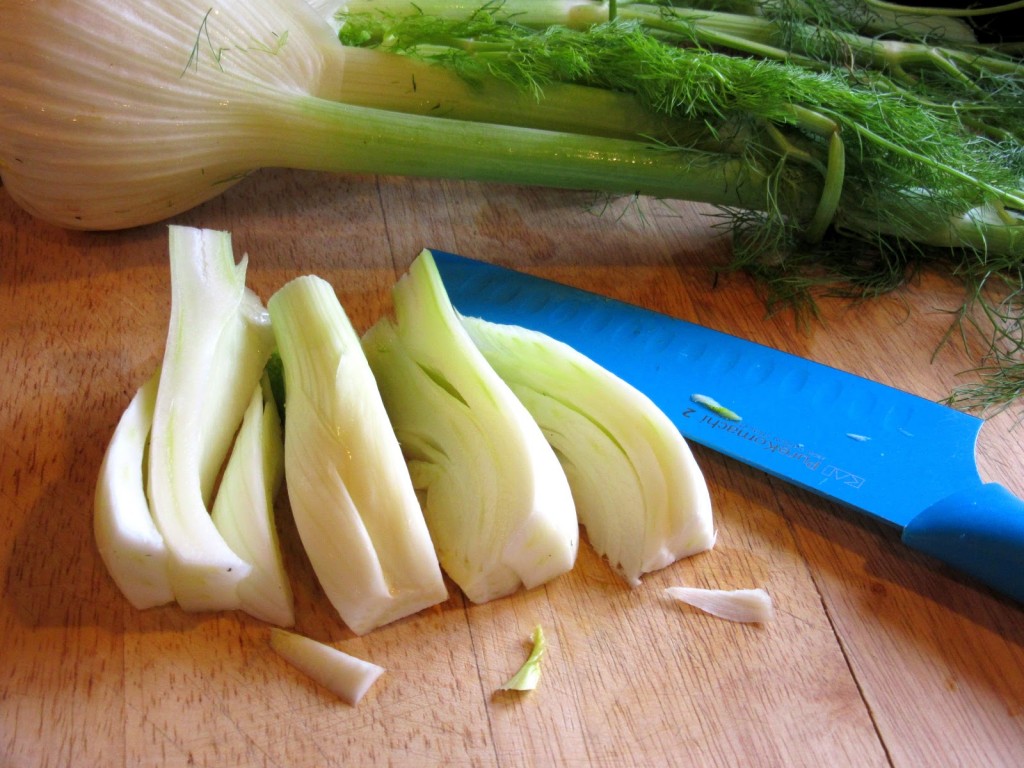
432 250 1024 604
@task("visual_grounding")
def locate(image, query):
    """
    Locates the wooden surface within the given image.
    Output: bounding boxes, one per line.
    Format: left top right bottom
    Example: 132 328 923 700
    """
2 169 1023 768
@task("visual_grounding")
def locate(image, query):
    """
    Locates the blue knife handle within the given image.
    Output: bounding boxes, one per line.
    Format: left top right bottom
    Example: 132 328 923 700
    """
902 483 1024 603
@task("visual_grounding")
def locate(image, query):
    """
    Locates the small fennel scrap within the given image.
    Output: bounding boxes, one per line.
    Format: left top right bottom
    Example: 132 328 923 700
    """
691 394 742 423
270 628 385 705
499 625 548 692
665 586 775 624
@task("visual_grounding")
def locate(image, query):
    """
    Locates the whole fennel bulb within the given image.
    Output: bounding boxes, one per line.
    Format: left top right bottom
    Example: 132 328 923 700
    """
1 0 353 228
0 0 777 230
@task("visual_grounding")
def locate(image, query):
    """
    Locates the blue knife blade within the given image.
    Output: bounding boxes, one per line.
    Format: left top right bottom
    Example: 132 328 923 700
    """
432 250 1024 604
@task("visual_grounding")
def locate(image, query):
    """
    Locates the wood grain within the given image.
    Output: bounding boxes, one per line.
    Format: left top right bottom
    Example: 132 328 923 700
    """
2 169 1022 767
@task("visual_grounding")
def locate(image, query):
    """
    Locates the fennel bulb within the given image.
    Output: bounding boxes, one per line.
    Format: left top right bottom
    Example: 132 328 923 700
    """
93 371 174 610
0 0 349 229
267 275 447 636
0 0 781 230
461 317 716 586
148 226 275 611
362 251 579 604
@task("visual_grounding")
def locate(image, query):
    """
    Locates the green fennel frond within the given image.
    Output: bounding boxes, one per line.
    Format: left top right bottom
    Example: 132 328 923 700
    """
335 1 1024 413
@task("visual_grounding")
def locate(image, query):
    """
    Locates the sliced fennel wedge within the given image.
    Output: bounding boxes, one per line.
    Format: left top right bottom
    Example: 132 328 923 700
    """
94 370 173 610
267 275 446 635
148 226 275 611
362 250 578 604
211 376 294 627
269 628 384 706
460 316 716 586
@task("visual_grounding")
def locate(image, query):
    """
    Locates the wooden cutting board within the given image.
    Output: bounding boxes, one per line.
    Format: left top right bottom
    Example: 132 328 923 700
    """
2 169 1023 767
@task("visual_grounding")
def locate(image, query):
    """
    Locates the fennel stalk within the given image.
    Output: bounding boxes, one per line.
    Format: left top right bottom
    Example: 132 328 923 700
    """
331 0 1024 411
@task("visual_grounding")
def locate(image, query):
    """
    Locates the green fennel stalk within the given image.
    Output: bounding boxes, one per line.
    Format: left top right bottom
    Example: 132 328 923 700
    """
332 0 1024 413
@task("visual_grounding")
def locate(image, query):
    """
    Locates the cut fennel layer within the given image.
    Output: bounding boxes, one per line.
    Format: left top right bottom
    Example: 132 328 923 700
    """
270 628 384 705
363 250 579 604
211 376 294 627
94 370 173 610
268 274 447 635
148 226 275 611
461 316 716 586
665 586 775 624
